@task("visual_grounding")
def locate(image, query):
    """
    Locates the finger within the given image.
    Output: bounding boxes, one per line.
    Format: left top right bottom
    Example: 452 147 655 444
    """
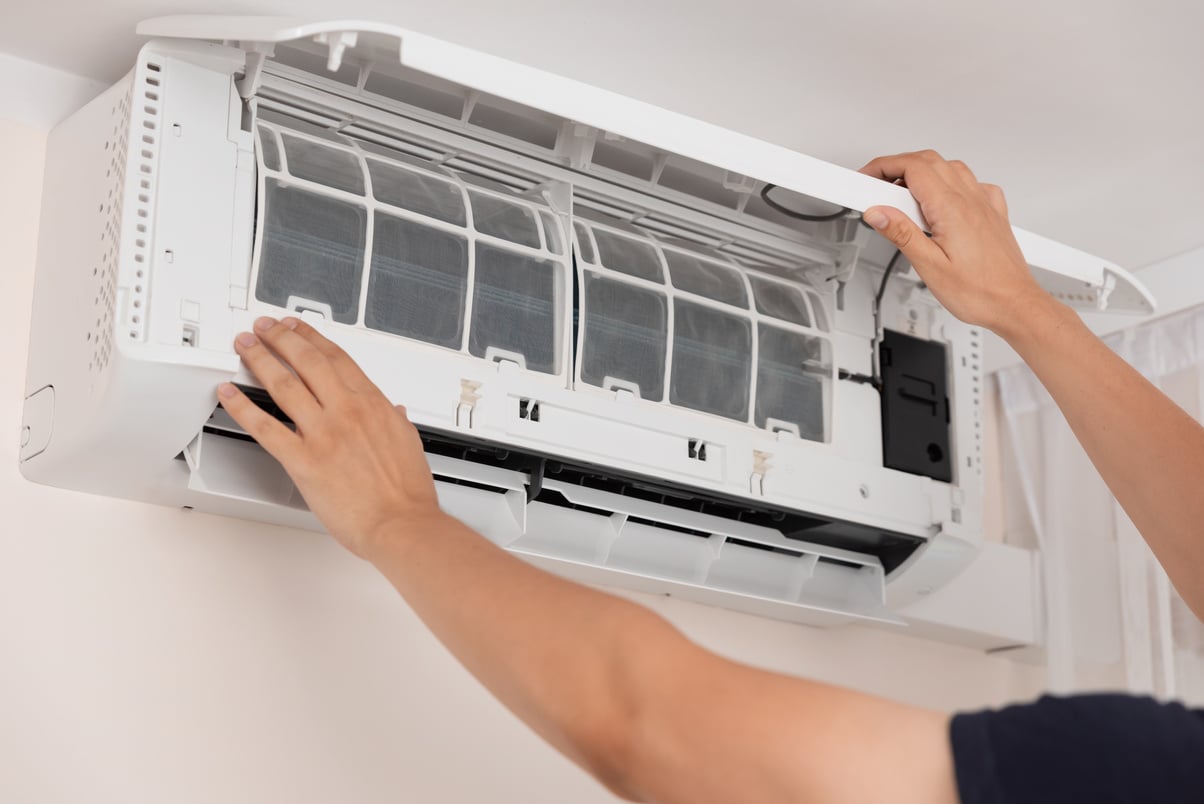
980 183 1008 218
233 331 322 426
286 317 380 394
217 382 301 461
862 206 948 273
252 317 347 404
858 150 958 190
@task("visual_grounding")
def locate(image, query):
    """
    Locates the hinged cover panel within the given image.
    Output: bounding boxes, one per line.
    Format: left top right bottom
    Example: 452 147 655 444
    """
136 14 1156 316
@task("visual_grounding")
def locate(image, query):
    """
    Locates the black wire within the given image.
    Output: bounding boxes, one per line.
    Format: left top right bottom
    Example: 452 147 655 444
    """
875 248 904 313
760 183 851 222
870 248 905 388
838 369 878 386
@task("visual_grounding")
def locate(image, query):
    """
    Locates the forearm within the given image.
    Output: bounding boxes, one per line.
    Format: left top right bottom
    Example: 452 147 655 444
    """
999 295 1204 616
365 512 679 799
367 514 957 804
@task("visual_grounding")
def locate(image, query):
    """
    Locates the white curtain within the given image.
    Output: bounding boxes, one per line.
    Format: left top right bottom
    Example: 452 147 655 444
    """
996 305 1204 703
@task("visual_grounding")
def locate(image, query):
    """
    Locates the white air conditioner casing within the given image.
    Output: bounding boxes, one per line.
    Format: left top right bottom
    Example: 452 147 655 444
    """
20 16 1154 642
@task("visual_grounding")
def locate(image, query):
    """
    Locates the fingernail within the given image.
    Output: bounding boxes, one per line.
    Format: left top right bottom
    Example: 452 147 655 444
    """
254 316 276 332
236 332 258 347
281 317 299 330
217 382 237 399
864 210 889 230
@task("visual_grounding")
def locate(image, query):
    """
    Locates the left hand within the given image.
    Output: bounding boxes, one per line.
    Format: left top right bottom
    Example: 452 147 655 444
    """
217 316 445 560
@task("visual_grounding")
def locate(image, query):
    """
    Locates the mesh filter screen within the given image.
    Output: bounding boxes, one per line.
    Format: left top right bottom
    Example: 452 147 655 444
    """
368 159 466 225
664 249 747 307
256 180 366 323
750 275 811 327
281 135 364 194
755 325 830 441
469 191 541 248
580 272 667 399
670 299 752 421
593 229 663 281
366 213 468 348
255 122 568 372
469 243 559 373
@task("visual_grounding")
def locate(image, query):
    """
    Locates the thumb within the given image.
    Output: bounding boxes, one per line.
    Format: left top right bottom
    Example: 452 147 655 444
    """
863 206 944 271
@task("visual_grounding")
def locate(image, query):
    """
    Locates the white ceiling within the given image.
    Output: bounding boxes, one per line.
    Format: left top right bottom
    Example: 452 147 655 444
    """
4 0 1202 271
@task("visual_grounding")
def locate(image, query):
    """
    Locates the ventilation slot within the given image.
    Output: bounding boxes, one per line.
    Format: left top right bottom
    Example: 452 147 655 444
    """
727 536 804 558
970 329 983 476
123 62 163 342
817 555 866 571
626 516 710 538
432 476 508 495
531 488 613 519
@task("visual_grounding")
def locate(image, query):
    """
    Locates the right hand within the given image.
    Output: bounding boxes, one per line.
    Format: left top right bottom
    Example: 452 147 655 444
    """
859 150 1051 335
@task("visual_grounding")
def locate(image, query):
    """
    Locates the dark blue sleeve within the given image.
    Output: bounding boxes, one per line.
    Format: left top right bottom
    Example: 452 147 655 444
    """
951 694 1204 804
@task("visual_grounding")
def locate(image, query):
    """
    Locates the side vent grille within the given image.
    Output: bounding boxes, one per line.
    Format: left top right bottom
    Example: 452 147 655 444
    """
91 86 131 374
126 60 164 343
970 329 983 476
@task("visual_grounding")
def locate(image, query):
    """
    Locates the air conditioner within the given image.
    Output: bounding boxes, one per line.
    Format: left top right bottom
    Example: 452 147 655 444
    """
19 16 1153 635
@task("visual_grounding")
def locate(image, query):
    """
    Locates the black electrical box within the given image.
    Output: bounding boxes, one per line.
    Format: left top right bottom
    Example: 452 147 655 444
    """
879 330 953 482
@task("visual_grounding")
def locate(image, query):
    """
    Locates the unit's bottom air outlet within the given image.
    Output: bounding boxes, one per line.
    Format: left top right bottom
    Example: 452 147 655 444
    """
415 425 923 575
206 384 924 575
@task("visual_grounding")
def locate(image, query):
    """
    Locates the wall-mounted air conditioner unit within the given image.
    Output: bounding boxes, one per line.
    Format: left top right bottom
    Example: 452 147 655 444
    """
19 16 1154 639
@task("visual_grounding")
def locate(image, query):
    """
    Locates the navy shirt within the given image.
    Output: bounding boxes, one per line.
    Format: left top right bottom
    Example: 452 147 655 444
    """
952 694 1204 804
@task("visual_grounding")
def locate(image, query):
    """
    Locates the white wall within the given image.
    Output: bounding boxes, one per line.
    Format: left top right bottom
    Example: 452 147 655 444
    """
0 85 1044 803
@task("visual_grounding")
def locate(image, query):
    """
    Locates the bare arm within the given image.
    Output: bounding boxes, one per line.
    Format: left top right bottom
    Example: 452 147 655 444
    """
861 150 1204 620
217 317 957 804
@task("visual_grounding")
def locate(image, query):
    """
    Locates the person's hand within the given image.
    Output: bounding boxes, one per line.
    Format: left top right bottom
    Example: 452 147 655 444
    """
859 150 1051 335
217 316 444 560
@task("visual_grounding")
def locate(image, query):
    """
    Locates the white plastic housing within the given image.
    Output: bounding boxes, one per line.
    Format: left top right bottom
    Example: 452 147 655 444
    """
21 17 1147 641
